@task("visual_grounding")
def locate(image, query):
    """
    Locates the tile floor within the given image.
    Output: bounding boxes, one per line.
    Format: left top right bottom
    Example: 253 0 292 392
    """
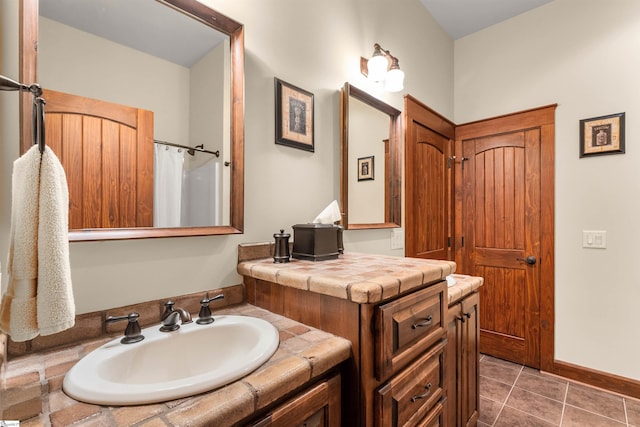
479 354 640 426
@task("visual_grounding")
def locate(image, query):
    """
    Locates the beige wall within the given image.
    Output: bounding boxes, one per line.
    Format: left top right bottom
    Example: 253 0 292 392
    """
3 0 639 389
454 0 640 380
189 39 228 159
0 0 452 313
0 1 21 304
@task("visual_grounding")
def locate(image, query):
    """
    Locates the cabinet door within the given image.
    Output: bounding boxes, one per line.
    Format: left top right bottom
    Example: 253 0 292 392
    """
446 291 480 427
460 292 479 427
445 302 462 427
250 375 341 427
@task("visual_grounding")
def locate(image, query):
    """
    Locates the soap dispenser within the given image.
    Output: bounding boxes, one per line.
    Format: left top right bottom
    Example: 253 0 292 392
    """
273 229 291 263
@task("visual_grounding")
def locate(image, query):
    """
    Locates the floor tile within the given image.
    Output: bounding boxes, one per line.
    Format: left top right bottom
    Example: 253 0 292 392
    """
515 370 568 402
627 397 640 426
495 405 558 426
561 405 626 426
478 355 638 427
565 382 626 423
479 396 502 425
480 375 512 403
479 357 522 386
483 354 522 369
506 387 564 425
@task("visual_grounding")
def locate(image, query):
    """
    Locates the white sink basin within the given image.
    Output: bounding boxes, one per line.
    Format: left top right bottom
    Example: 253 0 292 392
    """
63 315 279 405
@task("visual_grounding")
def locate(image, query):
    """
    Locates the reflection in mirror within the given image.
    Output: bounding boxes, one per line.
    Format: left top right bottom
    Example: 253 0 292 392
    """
340 83 401 230
19 0 244 240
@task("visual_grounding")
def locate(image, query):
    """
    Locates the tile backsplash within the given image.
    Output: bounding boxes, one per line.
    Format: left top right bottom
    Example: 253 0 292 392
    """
5 284 244 359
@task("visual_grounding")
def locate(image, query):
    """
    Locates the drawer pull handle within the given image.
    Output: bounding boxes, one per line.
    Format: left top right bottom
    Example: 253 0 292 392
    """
411 383 432 402
411 315 433 329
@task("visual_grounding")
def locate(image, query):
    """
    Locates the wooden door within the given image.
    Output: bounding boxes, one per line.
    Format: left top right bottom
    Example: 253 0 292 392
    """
456 106 555 368
43 89 154 229
405 96 455 260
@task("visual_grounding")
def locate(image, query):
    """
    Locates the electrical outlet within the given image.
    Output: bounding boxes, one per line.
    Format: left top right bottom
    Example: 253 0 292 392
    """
582 230 607 249
391 228 404 250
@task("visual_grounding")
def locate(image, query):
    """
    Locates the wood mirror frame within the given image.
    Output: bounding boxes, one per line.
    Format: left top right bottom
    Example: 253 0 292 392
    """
18 0 244 241
340 82 401 230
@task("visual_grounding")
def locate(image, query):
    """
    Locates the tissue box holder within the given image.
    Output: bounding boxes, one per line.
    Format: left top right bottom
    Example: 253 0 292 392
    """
292 224 341 261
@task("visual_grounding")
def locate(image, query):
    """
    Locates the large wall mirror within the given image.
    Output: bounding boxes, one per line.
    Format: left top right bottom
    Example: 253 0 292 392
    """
340 83 401 230
19 0 244 240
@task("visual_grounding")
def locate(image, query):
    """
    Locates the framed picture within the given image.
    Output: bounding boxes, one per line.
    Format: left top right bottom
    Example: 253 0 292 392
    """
579 112 625 158
275 78 314 152
357 156 374 181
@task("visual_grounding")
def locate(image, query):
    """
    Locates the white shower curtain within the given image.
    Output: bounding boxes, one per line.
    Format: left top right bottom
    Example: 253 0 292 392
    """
154 145 184 227
181 158 220 227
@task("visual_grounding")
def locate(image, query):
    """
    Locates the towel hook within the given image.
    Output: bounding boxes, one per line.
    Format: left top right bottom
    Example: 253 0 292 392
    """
33 95 46 154
0 75 46 154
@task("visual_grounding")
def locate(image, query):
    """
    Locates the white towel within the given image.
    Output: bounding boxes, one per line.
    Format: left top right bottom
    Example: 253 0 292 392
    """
0 145 75 341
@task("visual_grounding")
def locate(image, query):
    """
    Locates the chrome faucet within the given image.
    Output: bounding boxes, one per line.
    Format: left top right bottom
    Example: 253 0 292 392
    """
160 300 193 332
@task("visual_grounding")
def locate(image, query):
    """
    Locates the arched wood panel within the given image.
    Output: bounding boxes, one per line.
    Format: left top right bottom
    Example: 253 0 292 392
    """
43 89 153 229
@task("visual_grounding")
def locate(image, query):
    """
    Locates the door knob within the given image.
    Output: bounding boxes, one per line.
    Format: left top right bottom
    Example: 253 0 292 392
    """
516 256 537 265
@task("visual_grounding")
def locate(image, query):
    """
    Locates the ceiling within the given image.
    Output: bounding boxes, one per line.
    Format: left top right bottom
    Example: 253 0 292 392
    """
420 0 555 40
39 0 226 67
40 0 555 66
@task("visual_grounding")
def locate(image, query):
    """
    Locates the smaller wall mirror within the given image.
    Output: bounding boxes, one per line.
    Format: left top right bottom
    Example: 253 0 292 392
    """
340 83 401 230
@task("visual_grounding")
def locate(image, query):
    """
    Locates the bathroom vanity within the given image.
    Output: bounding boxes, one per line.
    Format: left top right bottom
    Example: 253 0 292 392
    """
2 248 480 426
238 245 483 427
1 299 351 426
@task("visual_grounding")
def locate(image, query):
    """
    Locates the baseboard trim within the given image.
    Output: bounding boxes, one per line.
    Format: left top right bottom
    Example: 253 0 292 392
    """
553 360 640 400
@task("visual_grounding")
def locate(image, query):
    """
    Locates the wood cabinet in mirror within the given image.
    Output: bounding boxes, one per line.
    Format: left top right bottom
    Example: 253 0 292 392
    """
340 83 401 230
19 0 244 241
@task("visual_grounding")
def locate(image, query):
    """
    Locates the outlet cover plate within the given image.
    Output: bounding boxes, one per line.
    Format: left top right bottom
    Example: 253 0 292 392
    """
582 230 607 249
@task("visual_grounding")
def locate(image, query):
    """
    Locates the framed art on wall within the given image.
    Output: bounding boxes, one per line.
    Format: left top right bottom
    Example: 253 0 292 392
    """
357 156 374 181
275 78 314 152
579 112 625 157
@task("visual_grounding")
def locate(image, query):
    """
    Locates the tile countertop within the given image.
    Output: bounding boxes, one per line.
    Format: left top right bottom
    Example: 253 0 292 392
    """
238 251 458 304
446 274 484 305
3 304 351 427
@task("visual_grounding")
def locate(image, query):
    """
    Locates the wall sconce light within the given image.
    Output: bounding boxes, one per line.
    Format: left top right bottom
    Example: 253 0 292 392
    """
360 43 405 92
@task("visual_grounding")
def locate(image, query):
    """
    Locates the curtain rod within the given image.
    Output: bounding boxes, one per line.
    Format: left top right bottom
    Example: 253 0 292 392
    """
154 139 220 157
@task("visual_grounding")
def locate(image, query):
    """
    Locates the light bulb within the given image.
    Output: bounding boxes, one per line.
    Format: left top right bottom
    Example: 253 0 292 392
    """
367 55 388 82
385 68 404 92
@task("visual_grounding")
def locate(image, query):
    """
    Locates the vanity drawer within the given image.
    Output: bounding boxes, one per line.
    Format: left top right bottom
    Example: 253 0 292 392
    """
375 339 446 427
416 399 445 427
250 374 341 427
375 281 446 380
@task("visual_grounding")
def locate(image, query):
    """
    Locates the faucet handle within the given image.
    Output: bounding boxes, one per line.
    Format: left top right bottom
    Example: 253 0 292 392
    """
106 312 144 344
162 300 175 320
196 294 224 325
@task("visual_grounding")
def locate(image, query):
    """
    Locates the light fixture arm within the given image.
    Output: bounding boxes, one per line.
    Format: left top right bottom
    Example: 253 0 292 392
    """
372 43 400 67
361 43 405 92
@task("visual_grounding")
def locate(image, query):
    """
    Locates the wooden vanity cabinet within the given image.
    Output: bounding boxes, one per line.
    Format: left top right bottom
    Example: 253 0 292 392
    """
249 374 341 427
245 276 447 427
376 340 447 426
445 291 480 427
